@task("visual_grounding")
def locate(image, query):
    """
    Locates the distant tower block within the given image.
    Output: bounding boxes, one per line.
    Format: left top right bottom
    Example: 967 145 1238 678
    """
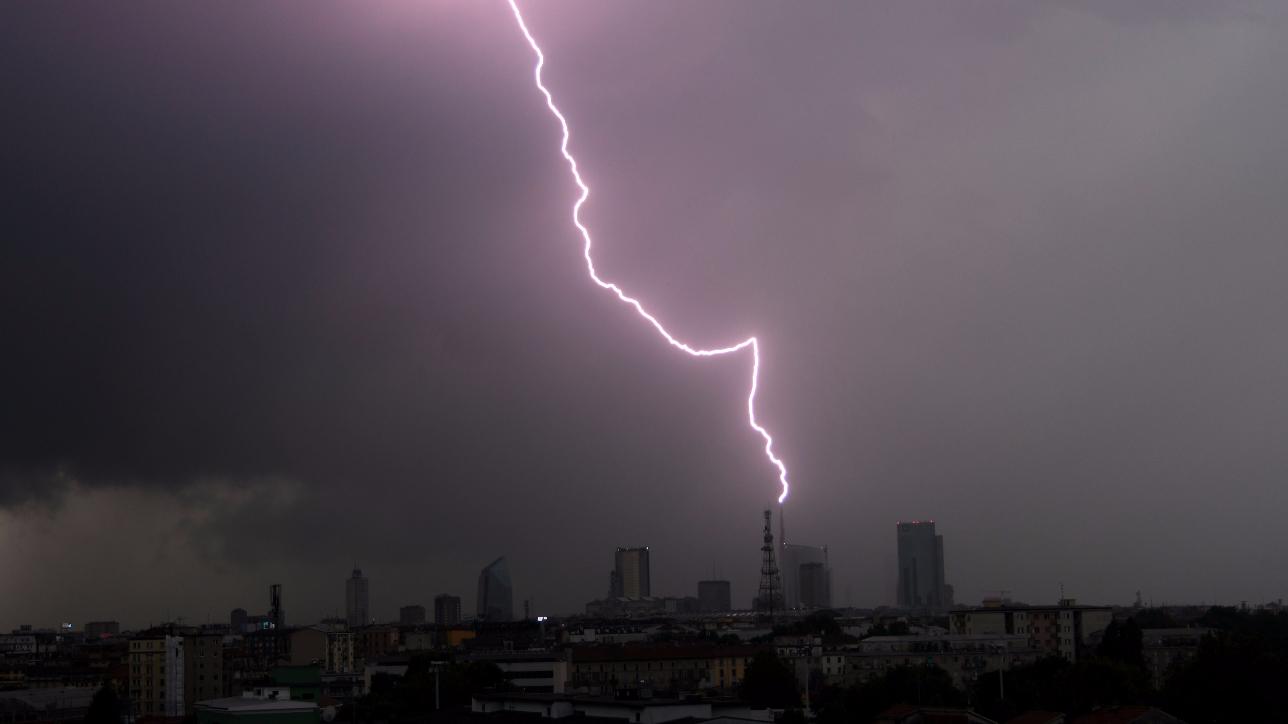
346 567 370 628
756 509 783 616
269 584 284 628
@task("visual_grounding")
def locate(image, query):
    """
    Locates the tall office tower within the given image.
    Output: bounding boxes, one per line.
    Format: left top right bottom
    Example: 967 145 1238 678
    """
434 594 462 626
269 584 285 628
346 567 370 628
776 505 831 609
755 509 783 614
799 561 832 609
230 608 248 633
896 520 953 609
611 547 651 599
781 544 830 609
477 557 514 622
399 605 426 626
698 580 732 612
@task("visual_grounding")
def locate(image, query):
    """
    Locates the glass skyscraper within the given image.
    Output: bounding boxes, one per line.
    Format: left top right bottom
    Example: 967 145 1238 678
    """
476 556 514 621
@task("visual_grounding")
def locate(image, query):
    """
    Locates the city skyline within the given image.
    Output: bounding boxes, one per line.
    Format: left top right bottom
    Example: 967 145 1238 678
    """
4 0 1288 629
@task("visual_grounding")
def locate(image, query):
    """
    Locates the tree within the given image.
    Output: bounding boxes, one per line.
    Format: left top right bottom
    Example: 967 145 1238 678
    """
740 652 800 708
354 656 508 721
816 665 962 724
864 621 910 638
774 611 844 643
1161 608 1288 722
1097 619 1144 669
1130 607 1177 629
970 655 1148 720
85 682 122 724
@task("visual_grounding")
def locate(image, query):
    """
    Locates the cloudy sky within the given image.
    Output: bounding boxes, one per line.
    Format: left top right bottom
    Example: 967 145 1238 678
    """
3 1 1287 629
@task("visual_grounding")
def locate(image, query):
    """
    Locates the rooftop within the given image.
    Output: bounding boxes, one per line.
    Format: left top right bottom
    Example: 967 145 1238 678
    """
472 692 729 710
196 697 319 713
571 645 765 663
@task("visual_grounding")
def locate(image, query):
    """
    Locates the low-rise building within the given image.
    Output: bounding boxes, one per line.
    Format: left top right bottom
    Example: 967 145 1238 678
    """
472 692 773 724
0 687 95 722
568 645 764 695
1141 628 1210 689
290 627 355 674
0 636 38 658
84 622 121 639
848 634 1038 688
950 600 1112 662
467 651 569 694
354 626 399 666
565 627 648 645
194 693 319 724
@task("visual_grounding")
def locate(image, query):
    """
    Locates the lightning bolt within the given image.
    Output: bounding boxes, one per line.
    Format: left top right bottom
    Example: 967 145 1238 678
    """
506 0 791 504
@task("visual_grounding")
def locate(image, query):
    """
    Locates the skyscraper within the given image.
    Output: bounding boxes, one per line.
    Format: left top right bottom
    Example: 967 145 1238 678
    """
776 506 832 609
399 605 426 626
477 557 513 622
799 562 831 609
781 544 831 609
610 547 651 599
896 520 953 609
346 567 370 628
269 583 285 628
434 594 462 626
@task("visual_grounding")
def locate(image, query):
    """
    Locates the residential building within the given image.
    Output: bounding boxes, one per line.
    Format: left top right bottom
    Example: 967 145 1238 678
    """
398 605 426 626
697 581 732 613
226 629 292 694
477 557 514 622
84 622 120 639
896 520 954 609
465 651 569 694
0 635 38 657
184 634 225 715
950 600 1113 662
128 631 185 718
434 594 462 626
568 645 766 695
1142 628 1210 689
849 634 1039 688
565 626 648 645
345 568 370 628
354 626 400 666
289 627 355 674
611 548 651 599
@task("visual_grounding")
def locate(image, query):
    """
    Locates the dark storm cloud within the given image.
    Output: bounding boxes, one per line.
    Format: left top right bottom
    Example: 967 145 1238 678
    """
3 1 1288 626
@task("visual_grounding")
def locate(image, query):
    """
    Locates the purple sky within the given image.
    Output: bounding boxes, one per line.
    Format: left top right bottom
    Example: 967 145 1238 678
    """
3 1 1287 628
